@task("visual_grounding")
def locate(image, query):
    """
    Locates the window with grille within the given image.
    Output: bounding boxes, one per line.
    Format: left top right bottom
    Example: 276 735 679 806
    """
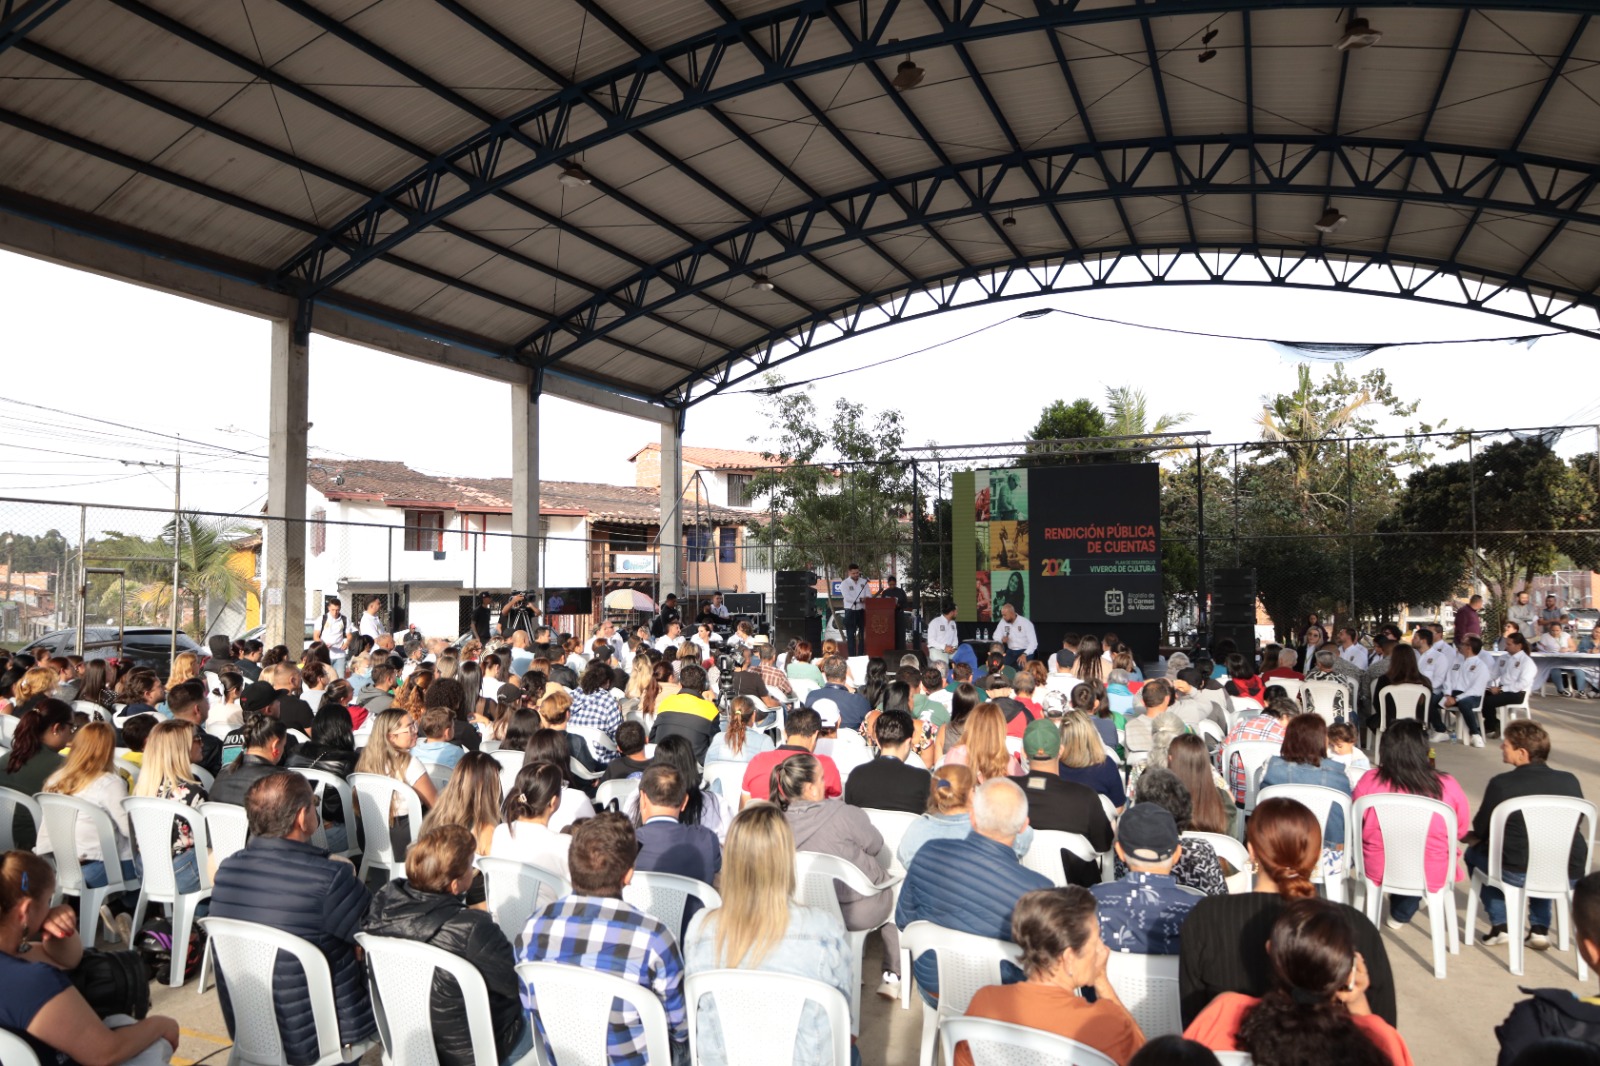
685 527 710 563
310 507 326 556
403 509 445 552
726 474 754 508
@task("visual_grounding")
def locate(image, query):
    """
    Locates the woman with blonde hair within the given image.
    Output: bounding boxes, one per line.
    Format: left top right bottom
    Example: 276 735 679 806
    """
132 720 208 893
165 652 202 691
939 702 1022 781
420 750 502 909
41 722 138 917
683 803 853 1066
355 708 440 856
1058 712 1126 811
436 649 460 679
14 666 60 710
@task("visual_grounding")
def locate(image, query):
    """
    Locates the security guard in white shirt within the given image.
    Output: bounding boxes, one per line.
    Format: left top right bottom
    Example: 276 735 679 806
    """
927 601 960 667
1482 630 1537 738
839 562 870 656
993 603 1037 668
1436 635 1491 746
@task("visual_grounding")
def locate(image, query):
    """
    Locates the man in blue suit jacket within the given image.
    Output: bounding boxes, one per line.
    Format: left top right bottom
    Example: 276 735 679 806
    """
635 764 721 888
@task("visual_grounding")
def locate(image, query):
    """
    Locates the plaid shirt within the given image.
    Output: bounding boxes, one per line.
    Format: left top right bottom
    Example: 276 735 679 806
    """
757 661 794 697
1222 714 1287 803
519 894 688 1065
569 690 623 760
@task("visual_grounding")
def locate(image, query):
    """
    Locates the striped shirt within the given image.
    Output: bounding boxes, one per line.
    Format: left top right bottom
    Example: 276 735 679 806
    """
519 895 687 1065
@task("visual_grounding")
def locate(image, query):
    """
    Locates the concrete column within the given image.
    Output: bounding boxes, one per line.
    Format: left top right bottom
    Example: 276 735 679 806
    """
265 316 309 655
658 420 684 600
510 377 541 594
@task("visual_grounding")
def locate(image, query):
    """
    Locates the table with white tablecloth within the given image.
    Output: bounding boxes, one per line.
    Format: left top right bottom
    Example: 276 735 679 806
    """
1484 650 1600 692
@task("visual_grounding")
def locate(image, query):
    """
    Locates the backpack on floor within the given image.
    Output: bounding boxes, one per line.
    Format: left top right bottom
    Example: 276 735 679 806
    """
135 916 204 985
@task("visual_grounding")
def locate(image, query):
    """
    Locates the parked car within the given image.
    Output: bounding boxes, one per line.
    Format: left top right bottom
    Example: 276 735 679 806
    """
21 626 207 672
238 621 317 646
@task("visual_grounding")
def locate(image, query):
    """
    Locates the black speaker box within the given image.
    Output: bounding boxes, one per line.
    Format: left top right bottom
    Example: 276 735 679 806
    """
773 614 823 649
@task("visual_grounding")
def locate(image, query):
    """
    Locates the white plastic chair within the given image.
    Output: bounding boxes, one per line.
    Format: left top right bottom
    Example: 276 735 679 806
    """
285 728 311 746
491 749 525 797
0 785 42 852
1220 739 1281 825
702 761 749 804
1104 951 1182 1037
1018 828 1102 888
686 968 852 1066
622 870 721 940
190 763 216 792
291 769 360 859
123 797 212 987
0 1029 42 1066
200 801 249 865
477 856 570 947
1194 719 1225 747
795 850 902 1035
1371 684 1430 759
861 807 922 1008
113 755 141 785
1213 1054 1256 1066
200 916 375 1065
1183 832 1253 894
1299 680 1353 727
36 793 129 946
348 772 422 883
1502 688 1534 724
938 1016 1117 1066
1349 793 1461 978
515 960 673 1066
356 933 538 1066
789 679 819 702
901 921 1024 1066
1463 794 1597 977
594 776 640 812
1257 783 1353 903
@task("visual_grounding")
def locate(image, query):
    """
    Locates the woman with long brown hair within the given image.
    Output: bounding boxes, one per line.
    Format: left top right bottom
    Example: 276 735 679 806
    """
705 695 775 765
1184 898 1408 1066
1176 798 1396 1029
0 699 72 848
41 722 138 908
938 702 1022 781
1166 733 1233 836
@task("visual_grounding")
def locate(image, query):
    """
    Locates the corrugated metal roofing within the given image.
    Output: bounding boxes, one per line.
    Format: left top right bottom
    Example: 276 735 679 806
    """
2 0 1598 410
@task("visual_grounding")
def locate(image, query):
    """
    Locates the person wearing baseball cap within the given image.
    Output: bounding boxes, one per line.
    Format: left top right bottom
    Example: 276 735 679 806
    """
1016 718 1114 886
1090 800 1197 955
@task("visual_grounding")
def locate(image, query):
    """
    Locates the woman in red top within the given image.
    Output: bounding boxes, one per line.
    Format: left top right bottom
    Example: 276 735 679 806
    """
1223 653 1265 703
1184 897 1413 1066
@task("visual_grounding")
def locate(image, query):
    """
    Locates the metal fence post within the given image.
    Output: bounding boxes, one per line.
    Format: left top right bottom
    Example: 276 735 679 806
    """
1346 438 1355 624
75 504 86 656
386 526 394 632
1468 432 1479 591
1196 441 1208 643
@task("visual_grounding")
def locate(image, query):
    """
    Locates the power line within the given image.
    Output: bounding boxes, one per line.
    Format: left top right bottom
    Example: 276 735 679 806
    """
0 396 267 460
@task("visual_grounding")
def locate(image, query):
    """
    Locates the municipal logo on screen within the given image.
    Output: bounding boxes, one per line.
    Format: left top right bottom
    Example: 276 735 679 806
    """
1104 590 1125 616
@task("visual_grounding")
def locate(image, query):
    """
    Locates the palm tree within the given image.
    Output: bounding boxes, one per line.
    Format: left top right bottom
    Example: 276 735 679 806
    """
136 514 257 636
1102 386 1192 458
1255 364 1372 512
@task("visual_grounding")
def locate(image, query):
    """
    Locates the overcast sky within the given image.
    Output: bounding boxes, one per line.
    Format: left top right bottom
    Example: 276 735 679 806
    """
2 245 1596 530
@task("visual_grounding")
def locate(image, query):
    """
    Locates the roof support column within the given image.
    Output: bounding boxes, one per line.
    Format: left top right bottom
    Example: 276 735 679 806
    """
658 418 684 604
510 375 541 598
265 307 309 656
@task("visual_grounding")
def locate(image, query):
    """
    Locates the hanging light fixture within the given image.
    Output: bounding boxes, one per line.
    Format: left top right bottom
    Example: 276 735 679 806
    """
1002 212 1017 228
558 162 593 188
1314 206 1348 233
892 56 925 90
751 274 775 291
1335 15 1382 50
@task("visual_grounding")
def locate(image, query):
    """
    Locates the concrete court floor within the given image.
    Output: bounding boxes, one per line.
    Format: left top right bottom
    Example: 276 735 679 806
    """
140 691 1600 1066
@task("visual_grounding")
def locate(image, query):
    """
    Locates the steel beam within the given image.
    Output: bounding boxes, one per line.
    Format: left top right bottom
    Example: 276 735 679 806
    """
0 0 71 57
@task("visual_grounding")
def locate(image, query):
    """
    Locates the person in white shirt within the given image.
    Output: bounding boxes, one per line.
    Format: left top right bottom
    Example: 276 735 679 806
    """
1538 622 1591 697
488 762 572 908
1433 635 1491 746
314 598 351 674
1482 631 1538 738
1336 626 1369 670
655 620 686 653
839 562 869 657
992 603 1037 667
1414 627 1453 694
927 601 959 666
690 622 716 664
708 593 730 620
358 596 387 642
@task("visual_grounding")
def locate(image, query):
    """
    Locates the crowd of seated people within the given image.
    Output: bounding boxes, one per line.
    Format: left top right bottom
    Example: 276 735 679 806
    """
0 615 1598 1066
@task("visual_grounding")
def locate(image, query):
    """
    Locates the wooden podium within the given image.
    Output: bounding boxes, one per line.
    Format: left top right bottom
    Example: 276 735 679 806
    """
862 596 899 657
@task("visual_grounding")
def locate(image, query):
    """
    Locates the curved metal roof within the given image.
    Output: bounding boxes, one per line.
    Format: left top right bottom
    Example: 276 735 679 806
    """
2 0 1597 411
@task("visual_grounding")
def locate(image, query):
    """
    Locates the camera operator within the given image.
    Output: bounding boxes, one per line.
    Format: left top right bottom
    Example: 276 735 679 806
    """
502 592 541 637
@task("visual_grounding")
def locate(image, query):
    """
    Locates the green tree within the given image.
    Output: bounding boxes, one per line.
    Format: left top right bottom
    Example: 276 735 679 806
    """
129 514 256 636
1026 399 1108 463
747 378 913 606
1384 439 1599 630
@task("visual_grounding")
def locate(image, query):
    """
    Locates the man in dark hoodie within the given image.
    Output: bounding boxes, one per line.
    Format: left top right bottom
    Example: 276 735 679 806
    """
1496 870 1600 1064
206 634 239 675
353 662 397 718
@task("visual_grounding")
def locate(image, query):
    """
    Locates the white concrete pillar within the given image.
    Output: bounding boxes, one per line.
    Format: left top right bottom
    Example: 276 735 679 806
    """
658 420 684 600
511 377 541 595
265 315 309 655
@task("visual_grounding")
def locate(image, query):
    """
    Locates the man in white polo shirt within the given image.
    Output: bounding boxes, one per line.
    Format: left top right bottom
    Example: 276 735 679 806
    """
927 600 959 668
993 603 1037 668
839 562 869 657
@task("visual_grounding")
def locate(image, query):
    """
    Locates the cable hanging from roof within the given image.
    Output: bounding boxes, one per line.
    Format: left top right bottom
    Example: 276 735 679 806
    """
732 306 1559 395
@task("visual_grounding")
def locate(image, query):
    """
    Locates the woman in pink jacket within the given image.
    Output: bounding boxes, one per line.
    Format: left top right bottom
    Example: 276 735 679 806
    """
1352 719 1471 928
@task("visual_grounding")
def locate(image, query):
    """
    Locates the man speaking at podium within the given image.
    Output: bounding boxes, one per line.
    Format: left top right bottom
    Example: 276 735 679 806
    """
993 603 1037 669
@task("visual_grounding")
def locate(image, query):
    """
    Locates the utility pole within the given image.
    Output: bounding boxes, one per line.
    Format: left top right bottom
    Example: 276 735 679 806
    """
170 443 182 673
2 534 13 644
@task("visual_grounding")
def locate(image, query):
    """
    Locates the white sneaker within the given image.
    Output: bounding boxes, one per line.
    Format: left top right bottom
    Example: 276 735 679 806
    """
876 972 901 1000
1429 732 1452 744
1471 734 1485 748
1385 916 1408 931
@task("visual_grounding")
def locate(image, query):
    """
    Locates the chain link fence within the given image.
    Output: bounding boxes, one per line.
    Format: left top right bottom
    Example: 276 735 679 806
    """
1 421 1595 656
